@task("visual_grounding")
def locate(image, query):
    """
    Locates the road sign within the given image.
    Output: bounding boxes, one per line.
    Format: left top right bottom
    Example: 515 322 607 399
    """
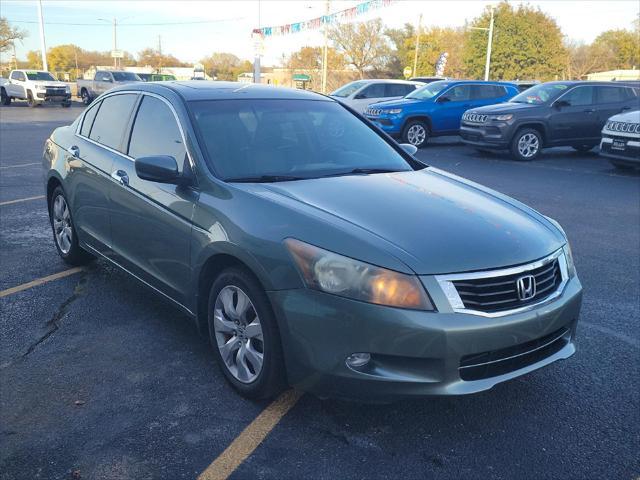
403 66 412 79
292 74 311 81
111 50 124 59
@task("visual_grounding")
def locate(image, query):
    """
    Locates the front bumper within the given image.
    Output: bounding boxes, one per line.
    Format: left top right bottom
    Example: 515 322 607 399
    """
35 91 71 103
365 115 402 136
460 122 512 149
600 134 640 164
269 276 582 401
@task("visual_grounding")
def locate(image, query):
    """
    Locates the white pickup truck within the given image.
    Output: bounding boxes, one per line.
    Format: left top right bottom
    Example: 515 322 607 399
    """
1 70 71 107
76 70 142 105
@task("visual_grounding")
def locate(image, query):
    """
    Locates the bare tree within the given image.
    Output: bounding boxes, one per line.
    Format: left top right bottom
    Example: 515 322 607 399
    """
0 17 27 55
565 40 610 79
329 18 390 79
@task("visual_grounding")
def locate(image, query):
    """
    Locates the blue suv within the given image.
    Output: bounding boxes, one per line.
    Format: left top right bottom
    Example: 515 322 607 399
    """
364 80 519 148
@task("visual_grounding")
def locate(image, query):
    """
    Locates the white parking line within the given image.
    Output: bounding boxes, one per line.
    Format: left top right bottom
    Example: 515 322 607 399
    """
0 267 84 298
0 162 40 169
0 195 45 206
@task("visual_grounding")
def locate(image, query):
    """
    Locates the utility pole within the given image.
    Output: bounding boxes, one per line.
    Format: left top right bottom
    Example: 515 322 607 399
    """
74 46 79 80
113 18 118 68
484 6 495 81
412 14 422 78
36 0 48 71
321 0 330 94
12 42 18 70
253 0 262 83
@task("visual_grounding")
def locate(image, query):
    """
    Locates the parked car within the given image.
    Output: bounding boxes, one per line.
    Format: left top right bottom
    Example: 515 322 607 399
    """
512 80 541 92
76 70 141 105
460 81 639 161
409 76 447 83
365 80 518 148
138 73 177 82
1 70 71 107
330 79 422 113
44 81 582 401
599 110 640 169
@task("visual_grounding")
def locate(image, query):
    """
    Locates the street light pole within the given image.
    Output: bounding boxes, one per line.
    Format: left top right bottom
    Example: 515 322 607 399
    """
484 6 495 81
36 0 48 71
412 13 422 78
113 18 118 68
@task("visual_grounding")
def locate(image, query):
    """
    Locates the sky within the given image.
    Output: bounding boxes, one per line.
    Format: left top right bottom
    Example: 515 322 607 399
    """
2 0 638 66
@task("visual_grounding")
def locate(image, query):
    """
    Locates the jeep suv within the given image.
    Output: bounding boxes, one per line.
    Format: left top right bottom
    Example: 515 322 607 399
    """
364 80 518 148
460 81 639 161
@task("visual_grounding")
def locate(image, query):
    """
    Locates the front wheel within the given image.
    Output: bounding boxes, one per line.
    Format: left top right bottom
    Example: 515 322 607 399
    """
0 88 11 106
27 91 37 108
208 267 286 399
61 101 71 108
49 186 93 266
81 89 91 105
572 144 595 153
402 120 430 148
510 128 542 161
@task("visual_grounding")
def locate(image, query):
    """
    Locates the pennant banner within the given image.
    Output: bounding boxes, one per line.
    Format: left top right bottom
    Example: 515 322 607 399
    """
252 0 393 37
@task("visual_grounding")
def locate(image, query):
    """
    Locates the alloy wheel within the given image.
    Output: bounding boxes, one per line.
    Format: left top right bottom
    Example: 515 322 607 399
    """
213 285 264 383
517 133 539 158
52 195 73 254
407 124 427 146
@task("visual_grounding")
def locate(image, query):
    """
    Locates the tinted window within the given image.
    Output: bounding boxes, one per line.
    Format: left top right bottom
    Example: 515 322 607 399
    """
473 84 507 99
128 96 185 163
444 85 472 102
80 101 101 137
10 71 20 80
596 86 627 104
407 81 450 100
112 72 140 82
510 83 569 104
190 99 415 181
360 83 386 99
562 86 595 106
96 72 111 82
25 71 55 81
330 81 368 98
385 83 414 97
89 94 137 151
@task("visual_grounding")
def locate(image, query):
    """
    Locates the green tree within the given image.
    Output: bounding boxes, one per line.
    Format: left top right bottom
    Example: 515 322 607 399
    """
26 50 41 69
408 27 467 78
48 44 78 72
592 29 639 70
384 23 414 77
329 18 390 78
462 2 566 81
138 47 185 70
200 52 241 80
286 46 345 71
0 17 27 55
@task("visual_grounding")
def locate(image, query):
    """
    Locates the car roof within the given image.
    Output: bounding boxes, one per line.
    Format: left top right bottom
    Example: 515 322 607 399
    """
537 80 637 87
110 81 332 101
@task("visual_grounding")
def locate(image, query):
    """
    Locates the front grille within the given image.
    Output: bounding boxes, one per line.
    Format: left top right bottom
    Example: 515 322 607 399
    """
365 108 383 116
452 258 562 313
45 87 66 96
462 112 488 123
605 120 640 134
459 327 569 381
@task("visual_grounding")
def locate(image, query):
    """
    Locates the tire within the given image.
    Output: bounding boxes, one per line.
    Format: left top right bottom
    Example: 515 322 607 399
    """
61 101 71 108
572 145 595 152
81 89 92 105
48 186 93 266
402 120 430 148
610 160 634 170
510 128 542 161
27 91 37 108
207 267 286 399
0 88 10 106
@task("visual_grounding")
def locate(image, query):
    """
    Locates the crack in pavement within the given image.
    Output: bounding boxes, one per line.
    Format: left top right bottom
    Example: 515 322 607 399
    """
22 269 90 358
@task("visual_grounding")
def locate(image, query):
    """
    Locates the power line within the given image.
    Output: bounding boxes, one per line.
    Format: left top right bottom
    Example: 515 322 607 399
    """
6 17 248 26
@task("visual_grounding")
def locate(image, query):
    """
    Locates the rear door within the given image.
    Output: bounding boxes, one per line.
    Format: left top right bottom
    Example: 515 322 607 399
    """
109 94 197 306
595 85 638 129
94 71 113 95
473 84 510 107
435 84 472 132
548 86 598 142
68 92 138 255
385 83 416 101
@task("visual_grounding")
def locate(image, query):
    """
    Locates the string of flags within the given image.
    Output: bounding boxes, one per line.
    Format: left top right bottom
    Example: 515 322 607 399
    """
252 0 394 37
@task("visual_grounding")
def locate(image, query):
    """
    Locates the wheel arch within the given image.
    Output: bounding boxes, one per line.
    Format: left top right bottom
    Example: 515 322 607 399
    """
402 115 433 133
46 174 64 216
513 122 548 146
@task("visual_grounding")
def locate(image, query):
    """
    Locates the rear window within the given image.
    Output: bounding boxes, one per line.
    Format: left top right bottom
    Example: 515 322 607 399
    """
473 84 507 99
596 86 630 104
330 81 368 98
80 101 101 137
385 83 415 97
89 94 138 151
112 72 141 82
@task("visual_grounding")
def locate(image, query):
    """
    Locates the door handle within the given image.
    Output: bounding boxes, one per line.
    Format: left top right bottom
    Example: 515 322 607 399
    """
583 108 595 113
111 169 129 186
67 145 80 158
621 106 631 111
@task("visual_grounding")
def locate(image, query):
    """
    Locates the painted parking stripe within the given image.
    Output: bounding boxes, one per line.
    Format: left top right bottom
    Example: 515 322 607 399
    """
0 267 84 298
198 389 303 480
0 195 45 206
0 162 40 169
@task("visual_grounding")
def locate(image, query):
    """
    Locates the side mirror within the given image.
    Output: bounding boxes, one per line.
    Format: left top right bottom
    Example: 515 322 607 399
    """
399 143 418 156
553 99 569 108
353 93 366 99
135 155 184 185
436 96 450 103
104 77 113 83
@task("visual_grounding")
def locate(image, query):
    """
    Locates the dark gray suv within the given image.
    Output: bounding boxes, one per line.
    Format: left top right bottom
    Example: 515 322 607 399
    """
43 81 582 401
460 81 639 161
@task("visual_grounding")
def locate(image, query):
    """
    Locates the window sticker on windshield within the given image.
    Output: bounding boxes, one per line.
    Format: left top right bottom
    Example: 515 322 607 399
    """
555 85 568 90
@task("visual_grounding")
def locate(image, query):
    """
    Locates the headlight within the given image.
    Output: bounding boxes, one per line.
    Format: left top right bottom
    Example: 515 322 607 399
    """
65 85 71 92
490 114 513 121
384 108 402 114
285 238 433 310
563 243 576 278
35 85 46 91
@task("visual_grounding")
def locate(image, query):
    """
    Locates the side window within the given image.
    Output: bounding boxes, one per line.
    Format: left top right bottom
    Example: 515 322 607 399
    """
443 85 472 102
562 87 594 106
89 94 137 151
128 96 186 164
359 83 386 99
10 71 20 80
80 101 101 137
385 83 412 97
473 85 507 99
596 87 626 104
96 72 111 82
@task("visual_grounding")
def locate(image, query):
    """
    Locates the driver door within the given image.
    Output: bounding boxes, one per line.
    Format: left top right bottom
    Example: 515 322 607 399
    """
436 84 473 132
549 86 597 143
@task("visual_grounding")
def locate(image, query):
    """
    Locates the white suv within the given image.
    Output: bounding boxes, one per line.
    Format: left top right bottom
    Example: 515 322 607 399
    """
330 79 422 113
1 70 71 107
600 110 640 169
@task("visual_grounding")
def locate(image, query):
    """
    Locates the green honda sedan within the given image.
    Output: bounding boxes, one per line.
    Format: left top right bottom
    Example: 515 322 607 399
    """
43 81 582 401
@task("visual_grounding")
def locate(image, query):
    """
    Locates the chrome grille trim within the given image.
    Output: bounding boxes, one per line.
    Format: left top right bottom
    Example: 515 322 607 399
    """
604 121 640 134
365 108 383 116
462 112 488 123
435 249 569 318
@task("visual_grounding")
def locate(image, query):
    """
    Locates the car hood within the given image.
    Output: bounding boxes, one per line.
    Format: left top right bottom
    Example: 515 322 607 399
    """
257 168 565 274
368 98 425 109
606 109 640 123
31 80 67 88
468 102 542 114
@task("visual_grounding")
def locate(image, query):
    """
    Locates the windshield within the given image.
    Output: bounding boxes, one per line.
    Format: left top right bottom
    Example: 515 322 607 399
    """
190 99 416 181
406 81 449 100
25 71 56 81
510 83 569 104
330 81 368 98
112 72 141 81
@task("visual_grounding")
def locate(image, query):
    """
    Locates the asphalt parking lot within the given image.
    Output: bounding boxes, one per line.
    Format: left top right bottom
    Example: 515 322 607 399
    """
1 102 639 480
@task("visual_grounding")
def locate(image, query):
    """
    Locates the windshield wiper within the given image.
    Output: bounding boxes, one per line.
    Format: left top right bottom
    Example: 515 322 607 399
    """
225 175 307 183
320 168 404 178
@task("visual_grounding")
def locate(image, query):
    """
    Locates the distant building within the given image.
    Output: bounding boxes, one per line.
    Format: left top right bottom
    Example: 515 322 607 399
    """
586 69 640 81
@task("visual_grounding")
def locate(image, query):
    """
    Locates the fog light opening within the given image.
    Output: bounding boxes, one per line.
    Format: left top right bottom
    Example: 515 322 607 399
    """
346 353 371 368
